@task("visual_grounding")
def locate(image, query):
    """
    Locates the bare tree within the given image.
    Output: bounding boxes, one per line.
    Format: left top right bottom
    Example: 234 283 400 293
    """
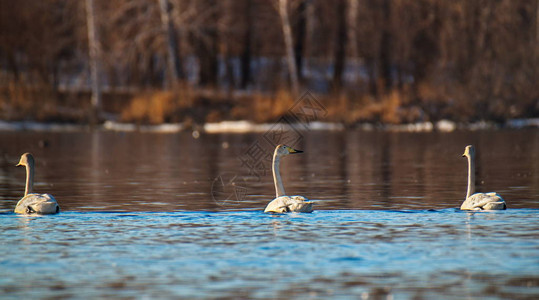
193 0 219 88
85 0 101 123
220 0 237 90
347 0 359 59
379 0 392 93
240 0 254 89
1 0 538 123
332 0 348 90
294 0 307 82
277 0 299 95
304 0 316 73
158 0 184 87
537 0 539 45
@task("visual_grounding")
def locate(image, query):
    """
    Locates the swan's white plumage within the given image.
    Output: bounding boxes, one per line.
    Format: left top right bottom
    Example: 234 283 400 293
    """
264 195 313 213
264 145 313 213
14 193 60 214
461 145 506 211
460 192 506 210
15 153 60 215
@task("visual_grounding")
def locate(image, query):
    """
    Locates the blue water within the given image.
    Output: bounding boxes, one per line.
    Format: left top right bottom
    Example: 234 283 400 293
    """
1 130 538 298
1 209 538 299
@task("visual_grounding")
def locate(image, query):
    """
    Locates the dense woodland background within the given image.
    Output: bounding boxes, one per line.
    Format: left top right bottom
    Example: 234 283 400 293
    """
0 0 538 125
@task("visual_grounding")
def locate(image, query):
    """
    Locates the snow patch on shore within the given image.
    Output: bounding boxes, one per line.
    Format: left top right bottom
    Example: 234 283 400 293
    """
1 118 538 133
0 121 87 132
203 121 345 133
103 121 183 133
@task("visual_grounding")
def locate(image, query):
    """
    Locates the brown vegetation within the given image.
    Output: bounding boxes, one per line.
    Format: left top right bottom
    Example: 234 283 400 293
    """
0 0 537 125
0 81 88 122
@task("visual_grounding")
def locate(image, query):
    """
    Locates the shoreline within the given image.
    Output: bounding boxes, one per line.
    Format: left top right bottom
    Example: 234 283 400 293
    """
0 118 538 134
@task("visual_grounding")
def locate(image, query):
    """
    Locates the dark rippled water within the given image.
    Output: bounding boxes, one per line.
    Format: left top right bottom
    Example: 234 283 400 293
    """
0 129 538 299
1 210 538 299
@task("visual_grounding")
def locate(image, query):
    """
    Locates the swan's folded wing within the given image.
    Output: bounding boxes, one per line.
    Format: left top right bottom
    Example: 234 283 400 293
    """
288 202 314 213
288 196 313 213
14 193 60 214
264 197 289 213
482 201 507 210
460 192 506 210
264 196 313 213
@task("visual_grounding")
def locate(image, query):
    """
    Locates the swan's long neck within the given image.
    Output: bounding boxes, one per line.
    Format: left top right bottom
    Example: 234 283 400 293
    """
273 153 286 197
24 162 34 196
466 154 475 199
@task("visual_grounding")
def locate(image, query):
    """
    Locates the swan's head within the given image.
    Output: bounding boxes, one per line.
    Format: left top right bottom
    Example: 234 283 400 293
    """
462 145 475 158
16 153 35 168
275 144 303 158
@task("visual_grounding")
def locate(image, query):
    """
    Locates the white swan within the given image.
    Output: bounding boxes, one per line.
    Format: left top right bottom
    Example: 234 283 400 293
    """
14 153 60 214
460 145 506 210
264 145 313 213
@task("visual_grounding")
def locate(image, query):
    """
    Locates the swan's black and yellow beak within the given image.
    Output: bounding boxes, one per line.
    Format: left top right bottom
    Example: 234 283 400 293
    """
288 148 303 154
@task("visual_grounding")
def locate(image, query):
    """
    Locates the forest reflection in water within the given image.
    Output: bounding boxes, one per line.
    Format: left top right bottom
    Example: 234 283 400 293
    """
0 129 537 212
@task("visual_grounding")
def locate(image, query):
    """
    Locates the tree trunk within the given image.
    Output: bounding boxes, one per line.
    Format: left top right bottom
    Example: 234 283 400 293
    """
536 0 539 46
347 0 359 59
332 0 347 90
158 0 184 88
197 31 219 88
278 0 299 95
240 0 253 89
7 52 19 81
195 1 219 88
222 0 236 90
379 0 392 93
304 1 315 75
85 0 101 124
294 0 307 82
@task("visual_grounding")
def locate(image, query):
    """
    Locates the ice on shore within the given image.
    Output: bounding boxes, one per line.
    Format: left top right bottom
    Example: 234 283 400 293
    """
1 118 538 133
0 121 87 132
103 121 183 133
203 120 344 133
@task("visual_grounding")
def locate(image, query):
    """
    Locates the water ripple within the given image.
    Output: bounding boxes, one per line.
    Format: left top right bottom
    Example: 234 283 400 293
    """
1 210 538 299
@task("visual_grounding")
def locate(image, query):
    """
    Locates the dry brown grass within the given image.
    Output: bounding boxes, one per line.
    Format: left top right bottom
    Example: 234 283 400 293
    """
229 89 297 123
0 82 432 125
0 81 84 122
229 88 421 125
343 90 411 124
3 78 532 126
324 92 352 123
1 81 47 119
121 91 176 124
234 88 414 125
120 84 194 124
252 89 295 122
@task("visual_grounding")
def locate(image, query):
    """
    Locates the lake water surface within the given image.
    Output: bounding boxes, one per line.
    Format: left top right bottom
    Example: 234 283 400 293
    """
0 129 538 299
